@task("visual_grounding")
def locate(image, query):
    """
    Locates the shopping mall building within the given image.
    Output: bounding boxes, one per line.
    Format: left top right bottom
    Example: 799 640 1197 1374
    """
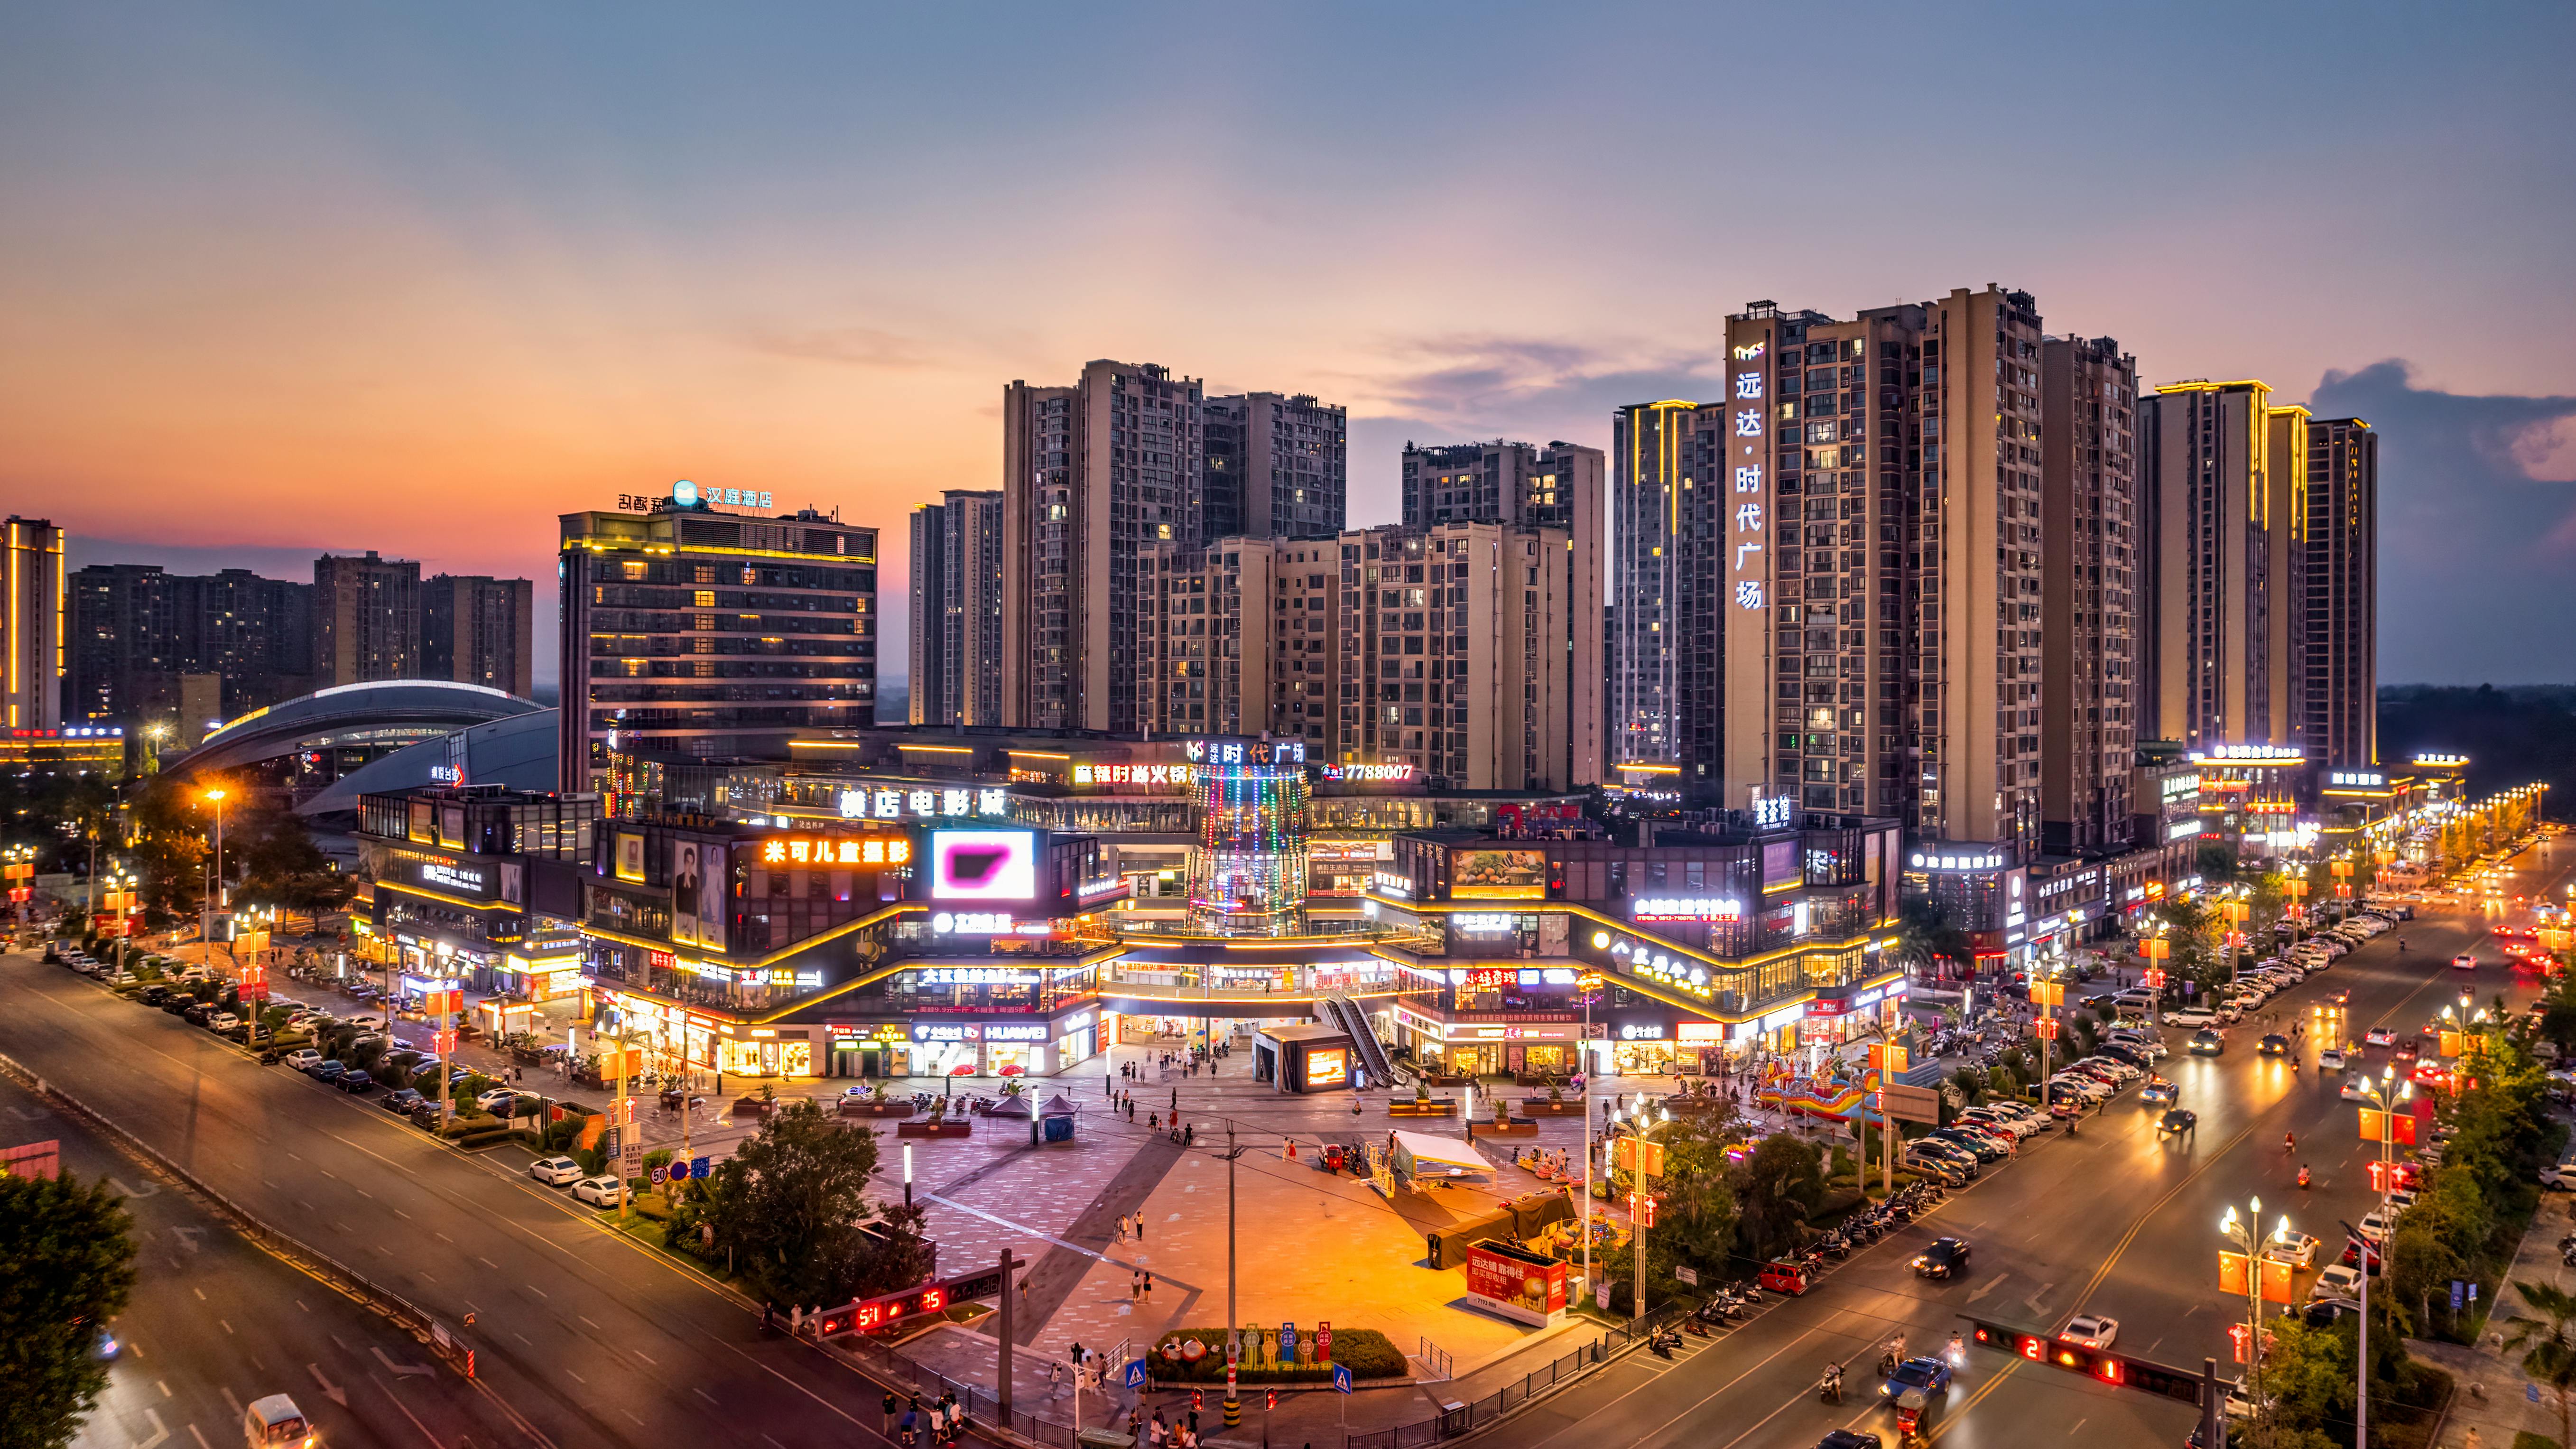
350 731 1911 1083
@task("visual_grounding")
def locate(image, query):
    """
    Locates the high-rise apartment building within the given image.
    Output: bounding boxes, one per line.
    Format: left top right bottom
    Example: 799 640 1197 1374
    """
2299 417 2377 768
1138 522 1579 790
1714 287 2049 864
1403 438 1607 784
556 501 876 792
2039 335 2142 855
2 517 65 732
1001 361 1206 732
67 564 314 725
422 574 535 698
907 490 1005 727
1609 400 1726 787
1205 393 1347 539
312 550 423 687
2138 381 2304 753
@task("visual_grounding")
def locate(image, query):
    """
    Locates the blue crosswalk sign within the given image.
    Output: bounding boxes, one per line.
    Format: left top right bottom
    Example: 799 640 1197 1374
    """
1333 1365 1352 1394
1124 1359 1148 1389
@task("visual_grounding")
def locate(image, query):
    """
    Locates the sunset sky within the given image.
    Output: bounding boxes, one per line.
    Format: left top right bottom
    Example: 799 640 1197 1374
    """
6 1 2572 691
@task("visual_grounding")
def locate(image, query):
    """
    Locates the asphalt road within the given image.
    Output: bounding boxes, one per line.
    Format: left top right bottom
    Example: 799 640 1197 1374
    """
0 948 915 1449
1492 835 2573 1449
0 1068 519 1449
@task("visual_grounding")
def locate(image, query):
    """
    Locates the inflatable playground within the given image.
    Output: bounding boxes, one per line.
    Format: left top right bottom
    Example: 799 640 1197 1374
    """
1754 1061 1896 1127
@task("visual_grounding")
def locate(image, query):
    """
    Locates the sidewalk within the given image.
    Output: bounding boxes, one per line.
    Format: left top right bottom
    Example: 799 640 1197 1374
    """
2405 1190 2576 1447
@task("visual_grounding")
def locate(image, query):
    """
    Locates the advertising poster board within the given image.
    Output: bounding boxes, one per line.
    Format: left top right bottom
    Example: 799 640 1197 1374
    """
1451 849 1547 900
1304 1046 1349 1089
1463 1242 1566 1327
931 829 1039 901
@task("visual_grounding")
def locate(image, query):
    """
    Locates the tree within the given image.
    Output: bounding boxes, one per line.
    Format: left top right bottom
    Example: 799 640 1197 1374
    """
2504 1281 2576 1449
234 808 354 933
1893 897 1975 982
1730 1133 1825 1264
695 1101 927 1309
0 1173 139 1449
2196 841 2242 884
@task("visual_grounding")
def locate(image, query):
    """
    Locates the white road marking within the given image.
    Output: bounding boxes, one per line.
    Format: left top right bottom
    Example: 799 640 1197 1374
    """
134 1407 171 1449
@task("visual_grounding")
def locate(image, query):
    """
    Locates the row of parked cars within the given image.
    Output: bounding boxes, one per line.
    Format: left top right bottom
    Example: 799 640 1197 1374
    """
1899 1097 2055 1184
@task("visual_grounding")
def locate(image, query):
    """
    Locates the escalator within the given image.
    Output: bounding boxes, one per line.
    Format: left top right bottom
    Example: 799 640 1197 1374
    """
1320 993 1399 1089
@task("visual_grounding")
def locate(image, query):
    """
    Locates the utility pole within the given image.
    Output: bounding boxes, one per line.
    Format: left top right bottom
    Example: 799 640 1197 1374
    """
1222 1127 1248 1430
995 1248 1028 1421
2347 1218 2369 1449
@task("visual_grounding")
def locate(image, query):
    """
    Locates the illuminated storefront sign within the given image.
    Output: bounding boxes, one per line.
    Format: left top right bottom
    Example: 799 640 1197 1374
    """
1753 794 1794 831
2328 771 2387 788
982 1023 1048 1042
420 861 486 893
1618 1023 1667 1040
1453 966 1578 989
1184 738 1305 765
2196 744 2303 762
838 787 1010 820
928 911 1020 935
762 836 913 866
1318 762 1415 782
1631 898 1742 923
917 967 1040 986
1910 852 2006 871
1451 913 1521 935
1071 763 1195 788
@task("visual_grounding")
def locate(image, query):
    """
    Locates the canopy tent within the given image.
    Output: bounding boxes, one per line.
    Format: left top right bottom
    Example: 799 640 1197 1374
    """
1389 1130 1494 1182
1039 1094 1081 1118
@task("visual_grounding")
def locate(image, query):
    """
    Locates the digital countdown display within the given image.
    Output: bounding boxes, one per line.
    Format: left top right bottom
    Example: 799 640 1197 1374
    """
811 1266 1007 1340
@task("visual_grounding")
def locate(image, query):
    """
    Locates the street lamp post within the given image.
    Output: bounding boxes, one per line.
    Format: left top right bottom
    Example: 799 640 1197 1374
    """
1609 1094 1670 1321
1219 1126 1250 1430
200 788 228 970
2219 1197 2291 1440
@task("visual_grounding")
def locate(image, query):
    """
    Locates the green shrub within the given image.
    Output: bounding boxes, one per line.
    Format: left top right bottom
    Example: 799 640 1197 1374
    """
1149 1328 1404 1383
453 1127 514 1150
2512 1432 2558 1449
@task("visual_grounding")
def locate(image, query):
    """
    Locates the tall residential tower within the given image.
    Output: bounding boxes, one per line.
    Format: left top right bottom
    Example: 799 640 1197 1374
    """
907 490 1005 727
2039 335 2142 855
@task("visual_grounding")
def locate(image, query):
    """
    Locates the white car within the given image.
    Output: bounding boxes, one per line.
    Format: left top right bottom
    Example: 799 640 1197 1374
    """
2364 1027 2399 1047
571 1176 628 1208
474 1088 522 1114
2317 1048 2348 1071
2264 1231 2320 1268
2357 1208 2397 1243
346 1013 389 1031
2061 1313 2119 1348
2166 1009 2218 1028
2452 954 2478 970
528 1156 584 1187
2311 1264 2363 1302
205 1011 241 1033
279 1049 322 1071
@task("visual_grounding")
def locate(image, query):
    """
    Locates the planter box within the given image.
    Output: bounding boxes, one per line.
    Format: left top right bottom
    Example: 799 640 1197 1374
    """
1387 1099 1458 1116
1417 1073 1473 1088
1466 1120 1539 1138
729 1098 778 1120
837 1100 919 1118
897 1120 973 1139
1511 1074 1562 1088
1519 1100 1584 1115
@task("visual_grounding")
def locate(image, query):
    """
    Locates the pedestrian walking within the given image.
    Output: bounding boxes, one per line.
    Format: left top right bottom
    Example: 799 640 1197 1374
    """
1132 1269 1142 1301
1137 1215 1145 1243
1142 1271 1153 1303
1184 1122 1195 1147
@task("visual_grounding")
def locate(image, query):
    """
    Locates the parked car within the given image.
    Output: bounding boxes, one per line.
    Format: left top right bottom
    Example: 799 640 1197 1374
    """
382 1088 425 1115
335 1068 376 1094
572 1175 629 1208
529 1156 585 1187
279 1049 321 1072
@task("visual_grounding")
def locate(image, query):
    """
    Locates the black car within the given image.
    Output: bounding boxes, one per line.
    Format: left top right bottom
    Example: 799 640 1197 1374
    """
2159 1108 2199 1135
383 1088 424 1114
2189 1030 2224 1056
1912 1236 1972 1279
2259 1034 2290 1057
308 1059 348 1080
2096 1042 2150 1068
138 985 172 1005
1817 1433 1885 1449
162 996 195 1015
335 1069 376 1094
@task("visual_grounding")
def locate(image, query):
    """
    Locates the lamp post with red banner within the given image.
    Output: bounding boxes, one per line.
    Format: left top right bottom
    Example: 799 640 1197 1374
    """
2139 933 2170 1026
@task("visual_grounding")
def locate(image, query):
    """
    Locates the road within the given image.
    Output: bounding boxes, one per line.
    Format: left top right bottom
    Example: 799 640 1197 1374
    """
1496 833 2572 1449
0 948 912 1449
0 1068 519 1449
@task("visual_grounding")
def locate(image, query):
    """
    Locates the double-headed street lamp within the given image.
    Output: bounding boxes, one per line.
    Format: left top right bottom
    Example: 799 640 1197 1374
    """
2219 1197 2296 1430
1608 1092 1671 1321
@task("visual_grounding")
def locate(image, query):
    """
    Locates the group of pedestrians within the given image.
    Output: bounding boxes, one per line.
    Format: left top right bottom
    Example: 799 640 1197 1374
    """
892 1391 965 1448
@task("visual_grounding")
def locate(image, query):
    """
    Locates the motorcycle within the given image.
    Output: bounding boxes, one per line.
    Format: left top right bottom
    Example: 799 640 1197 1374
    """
2297 1166 2312 1189
1819 1370 1844 1404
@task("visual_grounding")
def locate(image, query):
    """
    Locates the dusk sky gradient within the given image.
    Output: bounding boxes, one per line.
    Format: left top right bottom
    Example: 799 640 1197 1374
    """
6 1 2572 691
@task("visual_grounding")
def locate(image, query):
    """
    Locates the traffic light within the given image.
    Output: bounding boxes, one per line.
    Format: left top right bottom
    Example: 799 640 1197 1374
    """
1962 1318 2202 1403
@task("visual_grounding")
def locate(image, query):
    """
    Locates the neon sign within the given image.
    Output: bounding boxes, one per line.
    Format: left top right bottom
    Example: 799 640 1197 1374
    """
1631 898 1742 922
761 836 912 867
